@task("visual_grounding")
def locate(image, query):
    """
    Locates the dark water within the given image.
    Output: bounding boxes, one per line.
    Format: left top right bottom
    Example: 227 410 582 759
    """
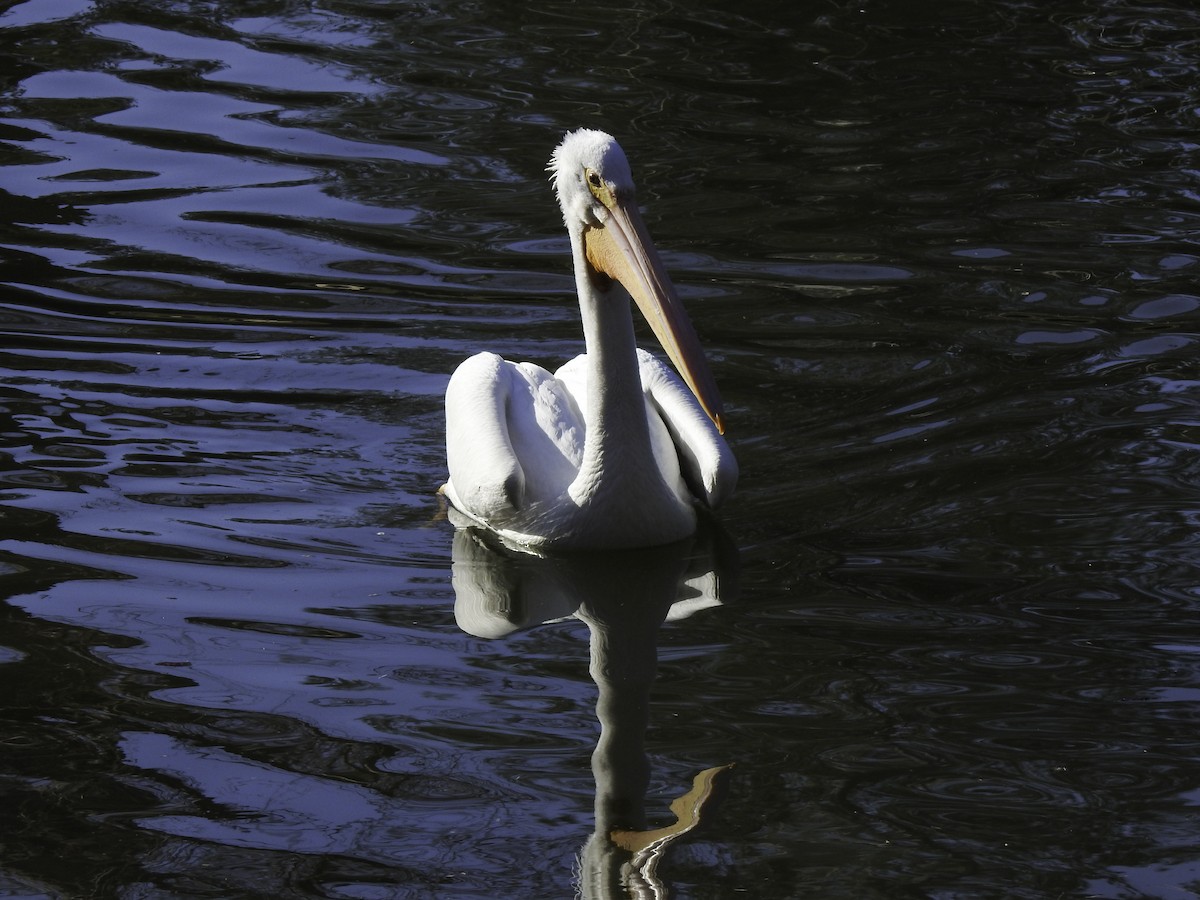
2 0 1199 897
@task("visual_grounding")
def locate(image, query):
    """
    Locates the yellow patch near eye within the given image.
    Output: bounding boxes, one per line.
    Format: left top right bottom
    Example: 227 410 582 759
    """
583 167 616 209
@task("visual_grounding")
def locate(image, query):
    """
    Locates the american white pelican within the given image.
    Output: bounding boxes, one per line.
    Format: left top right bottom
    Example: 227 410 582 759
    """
442 128 737 549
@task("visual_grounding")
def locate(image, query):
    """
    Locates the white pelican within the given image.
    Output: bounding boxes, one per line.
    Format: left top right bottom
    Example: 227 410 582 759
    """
442 129 737 549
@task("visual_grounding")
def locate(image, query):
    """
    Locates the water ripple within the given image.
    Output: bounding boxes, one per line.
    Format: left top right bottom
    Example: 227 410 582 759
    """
4 0 1200 897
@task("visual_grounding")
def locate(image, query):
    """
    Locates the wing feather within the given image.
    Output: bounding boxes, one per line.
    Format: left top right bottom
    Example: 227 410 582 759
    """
636 349 738 508
444 352 587 523
444 352 524 518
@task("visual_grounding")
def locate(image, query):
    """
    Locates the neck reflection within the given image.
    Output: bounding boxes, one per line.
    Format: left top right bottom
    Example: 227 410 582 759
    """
450 523 738 898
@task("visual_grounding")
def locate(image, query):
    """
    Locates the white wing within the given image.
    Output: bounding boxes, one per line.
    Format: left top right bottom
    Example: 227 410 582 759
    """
636 349 738 508
443 352 585 523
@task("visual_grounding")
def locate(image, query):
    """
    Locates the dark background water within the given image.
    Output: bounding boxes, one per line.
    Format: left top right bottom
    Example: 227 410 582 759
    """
2 0 1199 897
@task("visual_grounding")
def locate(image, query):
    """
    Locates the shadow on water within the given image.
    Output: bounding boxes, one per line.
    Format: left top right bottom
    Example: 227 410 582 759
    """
450 519 740 898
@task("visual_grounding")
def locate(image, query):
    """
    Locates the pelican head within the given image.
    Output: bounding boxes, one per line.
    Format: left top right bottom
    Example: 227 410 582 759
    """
548 129 726 433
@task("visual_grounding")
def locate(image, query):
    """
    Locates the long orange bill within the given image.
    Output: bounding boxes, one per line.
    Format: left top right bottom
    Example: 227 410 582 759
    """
583 200 726 433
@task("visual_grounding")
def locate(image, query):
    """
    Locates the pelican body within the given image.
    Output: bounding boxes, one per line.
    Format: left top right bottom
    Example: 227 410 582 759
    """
443 129 736 549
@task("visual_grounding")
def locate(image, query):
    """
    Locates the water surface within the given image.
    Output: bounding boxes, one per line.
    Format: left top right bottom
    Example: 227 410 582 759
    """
2 1 1200 897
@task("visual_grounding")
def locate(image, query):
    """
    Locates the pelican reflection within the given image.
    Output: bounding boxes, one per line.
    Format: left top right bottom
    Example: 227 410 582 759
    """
451 519 738 898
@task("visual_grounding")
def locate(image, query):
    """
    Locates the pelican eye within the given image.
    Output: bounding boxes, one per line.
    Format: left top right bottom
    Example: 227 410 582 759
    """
583 167 616 209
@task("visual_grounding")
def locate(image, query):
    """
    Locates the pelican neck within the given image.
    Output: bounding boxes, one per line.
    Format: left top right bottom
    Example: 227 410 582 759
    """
572 238 653 449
